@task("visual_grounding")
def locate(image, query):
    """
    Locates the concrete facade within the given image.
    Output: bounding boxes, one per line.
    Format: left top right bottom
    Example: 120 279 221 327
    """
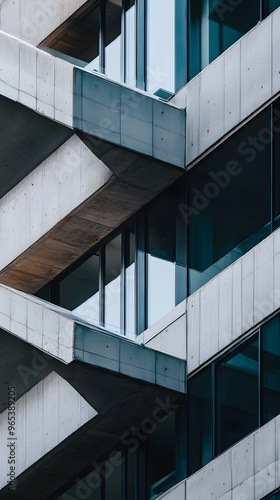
0 2 279 500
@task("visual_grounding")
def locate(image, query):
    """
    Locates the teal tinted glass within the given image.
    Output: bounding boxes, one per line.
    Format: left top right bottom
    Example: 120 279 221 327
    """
273 99 280 230
188 107 271 294
262 315 280 423
263 0 280 17
215 336 259 455
188 365 212 475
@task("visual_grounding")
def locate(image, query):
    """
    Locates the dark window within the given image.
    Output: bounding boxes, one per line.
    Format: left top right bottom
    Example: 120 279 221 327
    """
215 335 259 455
188 107 271 295
262 314 280 423
263 0 280 17
188 364 212 475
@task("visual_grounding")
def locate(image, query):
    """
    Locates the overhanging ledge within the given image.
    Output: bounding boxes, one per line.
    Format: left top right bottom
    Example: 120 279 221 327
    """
74 323 187 394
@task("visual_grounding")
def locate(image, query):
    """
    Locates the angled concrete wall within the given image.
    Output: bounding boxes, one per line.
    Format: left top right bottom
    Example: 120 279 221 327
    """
0 0 87 46
174 8 280 165
0 372 97 490
187 228 280 373
0 285 75 363
0 30 74 126
158 415 280 500
0 134 111 274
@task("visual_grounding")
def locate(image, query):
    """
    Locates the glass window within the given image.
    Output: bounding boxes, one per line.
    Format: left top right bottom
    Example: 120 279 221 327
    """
56 468 102 500
146 411 176 498
188 0 260 80
60 253 100 324
146 0 175 93
104 451 123 500
105 0 123 81
188 107 271 294
125 0 136 87
45 3 100 67
215 336 259 455
263 0 280 17
105 234 122 332
188 365 212 476
125 226 136 336
147 193 176 327
273 99 280 230
262 315 280 423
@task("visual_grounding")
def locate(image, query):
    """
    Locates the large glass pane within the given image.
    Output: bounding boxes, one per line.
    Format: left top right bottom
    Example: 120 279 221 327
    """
146 0 175 93
263 0 280 17
105 234 122 332
188 365 212 475
43 3 100 67
188 0 260 80
105 0 122 81
125 0 136 86
125 228 136 336
215 336 259 455
208 0 259 63
188 107 271 295
146 411 176 498
60 253 100 324
56 469 102 500
273 99 280 229
262 314 280 423
147 194 176 327
104 451 123 500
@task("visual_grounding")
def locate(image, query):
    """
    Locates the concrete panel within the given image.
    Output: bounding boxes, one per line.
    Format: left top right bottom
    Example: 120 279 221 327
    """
186 291 200 373
0 372 97 489
199 56 225 154
0 31 74 126
254 419 276 474
232 434 254 488
74 68 186 168
199 279 219 365
185 75 200 164
145 314 187 361
0 285 75 363
272 7 280 95
254 463 276 500
180 417 280 500
218 267 233 350
0 0 88 46
224 42 241 132
187 451 231 500
187 228 280 373
0 135 111 272
240 16 272 121
158 481 186 500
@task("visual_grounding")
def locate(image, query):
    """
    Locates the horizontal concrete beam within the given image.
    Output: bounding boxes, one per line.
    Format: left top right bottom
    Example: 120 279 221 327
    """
74 69 186 168
0 0 88 46
75 324 187 393
174 8 280 165
0 372 97 491
159 415 280 500
0 30 74 126
187 228 280 373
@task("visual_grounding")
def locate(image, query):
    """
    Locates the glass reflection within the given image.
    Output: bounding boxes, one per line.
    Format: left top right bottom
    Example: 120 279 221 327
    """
146 0 175 92
105 234 122 331
215 336 259 454
125 231 136 335
61 253 100 323
262 315 280 423
147 195 176 327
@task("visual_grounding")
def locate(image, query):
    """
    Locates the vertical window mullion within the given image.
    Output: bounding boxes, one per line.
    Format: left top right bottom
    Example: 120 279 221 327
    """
259 328 263 427
271 103 275 233
121 229 126 334
136 212 146 334
100 0 106 73
100 244 105 326
136 0 146 89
